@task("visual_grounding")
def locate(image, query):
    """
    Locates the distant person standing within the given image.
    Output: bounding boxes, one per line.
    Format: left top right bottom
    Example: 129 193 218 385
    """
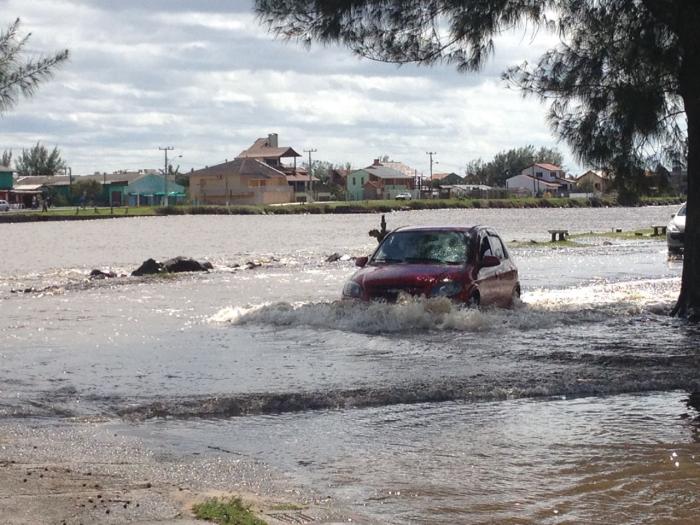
41 196 48 212
79 191 86 209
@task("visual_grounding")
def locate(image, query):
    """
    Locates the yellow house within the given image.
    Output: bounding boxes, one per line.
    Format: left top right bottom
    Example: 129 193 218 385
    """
188 157 293 205
576 170 610 193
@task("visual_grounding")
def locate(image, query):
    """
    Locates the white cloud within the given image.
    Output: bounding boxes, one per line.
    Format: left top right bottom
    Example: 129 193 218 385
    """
1 0 582 176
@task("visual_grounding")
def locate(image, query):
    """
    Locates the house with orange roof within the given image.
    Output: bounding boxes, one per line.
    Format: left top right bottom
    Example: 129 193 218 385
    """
505 162 574 196
239 133 316 201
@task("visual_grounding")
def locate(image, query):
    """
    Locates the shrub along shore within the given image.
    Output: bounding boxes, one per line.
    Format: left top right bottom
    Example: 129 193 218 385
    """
0 195 684 222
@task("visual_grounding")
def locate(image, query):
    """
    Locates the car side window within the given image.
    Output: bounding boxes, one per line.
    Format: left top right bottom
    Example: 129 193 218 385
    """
479 235 492 259
488 234 506 260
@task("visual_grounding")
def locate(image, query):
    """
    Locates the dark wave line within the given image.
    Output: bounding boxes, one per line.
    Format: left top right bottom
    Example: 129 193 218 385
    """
116 378 700 421
4 374 700 421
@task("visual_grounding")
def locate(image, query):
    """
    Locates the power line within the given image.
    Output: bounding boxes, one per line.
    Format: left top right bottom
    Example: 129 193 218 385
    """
426 151 438 193
304 148 317 200
158 146 174 206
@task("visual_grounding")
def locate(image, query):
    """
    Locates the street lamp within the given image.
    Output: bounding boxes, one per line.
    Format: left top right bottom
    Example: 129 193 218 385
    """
158 147 182 206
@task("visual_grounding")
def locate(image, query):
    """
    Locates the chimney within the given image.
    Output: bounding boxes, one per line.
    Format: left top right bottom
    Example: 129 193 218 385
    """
373 158 381 166
268 133 278 148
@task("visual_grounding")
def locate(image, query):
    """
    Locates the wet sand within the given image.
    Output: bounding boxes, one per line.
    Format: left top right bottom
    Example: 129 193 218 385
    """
0 419 374 525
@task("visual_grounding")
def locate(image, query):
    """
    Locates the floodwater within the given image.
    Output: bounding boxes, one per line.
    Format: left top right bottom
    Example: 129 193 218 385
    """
2 205 700 523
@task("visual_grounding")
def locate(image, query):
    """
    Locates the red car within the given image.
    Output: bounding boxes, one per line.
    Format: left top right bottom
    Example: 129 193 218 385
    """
343 225 520 307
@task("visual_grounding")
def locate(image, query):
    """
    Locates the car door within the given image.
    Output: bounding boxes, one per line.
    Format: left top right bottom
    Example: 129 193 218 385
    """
487 232 517 305
475 230 499 305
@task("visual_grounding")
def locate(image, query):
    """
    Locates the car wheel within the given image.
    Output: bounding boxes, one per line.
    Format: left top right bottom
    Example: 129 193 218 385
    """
467 293 480 308
668 247 682 257
511 285 521 308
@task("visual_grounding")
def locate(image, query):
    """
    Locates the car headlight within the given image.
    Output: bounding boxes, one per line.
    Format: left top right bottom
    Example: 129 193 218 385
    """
430 279 462 298
667 222 679 233
343 281 363 298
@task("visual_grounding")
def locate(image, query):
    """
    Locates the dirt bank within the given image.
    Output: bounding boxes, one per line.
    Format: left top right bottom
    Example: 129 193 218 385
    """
0 418 374 525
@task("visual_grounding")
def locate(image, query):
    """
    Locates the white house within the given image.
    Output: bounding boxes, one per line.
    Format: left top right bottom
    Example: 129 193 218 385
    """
506 163 574 196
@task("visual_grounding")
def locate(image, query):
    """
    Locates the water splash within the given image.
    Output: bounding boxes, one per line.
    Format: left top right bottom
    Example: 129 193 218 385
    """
209 278 679 334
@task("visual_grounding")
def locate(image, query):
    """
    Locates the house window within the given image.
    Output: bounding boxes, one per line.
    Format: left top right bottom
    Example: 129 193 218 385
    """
536 172 543 178
353 177 356 186
361 177 364 185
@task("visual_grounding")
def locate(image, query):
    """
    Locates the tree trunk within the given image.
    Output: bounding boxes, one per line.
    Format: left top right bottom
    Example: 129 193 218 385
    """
672 63 700 319
672 109 699 319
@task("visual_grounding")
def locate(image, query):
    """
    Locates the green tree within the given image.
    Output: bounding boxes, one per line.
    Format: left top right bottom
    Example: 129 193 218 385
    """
71 179 101 206
255 0 699 319
1 150 11 168
308 159 334 184
15 142 66 176
464 145 564 187
0 18 69 114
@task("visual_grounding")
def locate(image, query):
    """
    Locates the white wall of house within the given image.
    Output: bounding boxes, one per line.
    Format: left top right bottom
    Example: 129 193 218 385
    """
506 174 568 196
521 165 565 182
506 174 539 195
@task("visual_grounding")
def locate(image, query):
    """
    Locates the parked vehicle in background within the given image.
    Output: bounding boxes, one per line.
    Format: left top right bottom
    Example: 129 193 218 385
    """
395 192 412 200
343 225 520 307
667 202 686 255
0 200 10 211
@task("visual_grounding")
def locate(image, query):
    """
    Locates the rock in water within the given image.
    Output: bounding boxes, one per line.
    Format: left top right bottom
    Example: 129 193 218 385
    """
131 258 164 276
163 256 211 273
89 269 117 279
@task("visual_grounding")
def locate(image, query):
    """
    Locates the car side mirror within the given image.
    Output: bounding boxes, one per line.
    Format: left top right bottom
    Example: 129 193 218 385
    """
671 214 676 218
355 256 368 267
481 255 500 268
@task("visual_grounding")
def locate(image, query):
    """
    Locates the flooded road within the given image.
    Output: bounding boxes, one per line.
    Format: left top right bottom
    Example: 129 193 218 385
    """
1 205 699 523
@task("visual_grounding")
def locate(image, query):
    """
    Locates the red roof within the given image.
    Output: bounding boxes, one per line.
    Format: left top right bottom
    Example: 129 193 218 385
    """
239 137 301 159
533 163 563 172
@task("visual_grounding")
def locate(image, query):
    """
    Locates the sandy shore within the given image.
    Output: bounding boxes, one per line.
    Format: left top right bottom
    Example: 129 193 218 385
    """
0 418 374 525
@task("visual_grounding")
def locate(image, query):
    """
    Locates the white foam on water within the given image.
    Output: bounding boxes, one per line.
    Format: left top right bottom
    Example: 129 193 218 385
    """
209 297 486 334
208 278 680 334
524 277 680 315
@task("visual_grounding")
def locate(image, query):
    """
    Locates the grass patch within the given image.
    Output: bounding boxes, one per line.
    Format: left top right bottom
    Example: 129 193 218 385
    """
192 497 267 525
1 194 684 223
507 227 666 249
507 239 588 249
570 228 662 240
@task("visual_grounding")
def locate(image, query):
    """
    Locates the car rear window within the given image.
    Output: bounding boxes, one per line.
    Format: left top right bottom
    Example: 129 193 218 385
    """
374 231 468 264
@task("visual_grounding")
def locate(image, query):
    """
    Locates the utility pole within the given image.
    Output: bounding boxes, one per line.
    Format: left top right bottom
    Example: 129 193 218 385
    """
304 148 317 200
159 146 174 206
426 151 437 196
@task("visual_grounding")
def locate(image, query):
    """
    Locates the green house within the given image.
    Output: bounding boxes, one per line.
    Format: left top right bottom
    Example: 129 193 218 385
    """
0 164 12 201
346 161 416 200
346 169 369 201
123 173 185 206
14 171 186 206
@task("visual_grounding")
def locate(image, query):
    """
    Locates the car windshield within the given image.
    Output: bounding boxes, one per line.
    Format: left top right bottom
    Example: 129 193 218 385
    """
678 205 686 216
373 231 468 264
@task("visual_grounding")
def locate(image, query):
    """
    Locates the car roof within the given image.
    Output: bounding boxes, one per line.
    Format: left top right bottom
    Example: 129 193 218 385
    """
392 225 481 234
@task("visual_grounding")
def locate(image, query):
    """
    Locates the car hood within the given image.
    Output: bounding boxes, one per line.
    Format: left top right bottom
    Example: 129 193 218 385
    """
668 215 686 232
354 263 465 289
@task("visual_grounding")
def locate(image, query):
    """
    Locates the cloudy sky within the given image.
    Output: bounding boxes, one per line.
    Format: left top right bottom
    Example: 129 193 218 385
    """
2 0 578 177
